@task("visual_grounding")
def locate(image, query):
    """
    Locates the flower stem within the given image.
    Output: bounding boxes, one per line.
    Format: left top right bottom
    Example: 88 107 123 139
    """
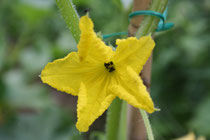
56 0 80 43
140 109 154 140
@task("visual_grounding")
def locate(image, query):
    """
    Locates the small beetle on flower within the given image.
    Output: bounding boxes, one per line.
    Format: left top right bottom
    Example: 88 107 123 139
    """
41 15 156 132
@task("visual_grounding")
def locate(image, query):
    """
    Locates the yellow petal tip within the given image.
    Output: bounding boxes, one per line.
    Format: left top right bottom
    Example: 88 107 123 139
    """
79 15 93 31
76 121 89 132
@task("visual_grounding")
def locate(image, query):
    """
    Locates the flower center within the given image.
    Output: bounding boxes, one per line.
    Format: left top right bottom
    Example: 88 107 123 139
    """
104 61 115 72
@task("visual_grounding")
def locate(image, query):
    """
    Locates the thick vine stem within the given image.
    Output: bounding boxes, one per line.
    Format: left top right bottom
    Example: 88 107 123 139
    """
135 0 168 38
128 0 168 140
118 101 127 140
105 98 122 140
56 0 80 43
137 0 168 140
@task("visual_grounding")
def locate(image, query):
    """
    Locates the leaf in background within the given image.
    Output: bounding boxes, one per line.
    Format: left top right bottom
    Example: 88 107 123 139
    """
169 1 198 26
112 0 123 10
15 0 54 26
20 0 54 9
55 31 77 55
180 36 206 64
120 0 132 10
3 69 51 110
90 131 106 140
19 39 52 75
204 0 210 11
0 107 82 140
189 97 210 137
0 29 7 71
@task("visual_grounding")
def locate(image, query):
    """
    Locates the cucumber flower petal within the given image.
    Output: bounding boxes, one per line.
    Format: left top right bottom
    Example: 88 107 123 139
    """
41 15 156 132
113 36 155 73
78 15 114 62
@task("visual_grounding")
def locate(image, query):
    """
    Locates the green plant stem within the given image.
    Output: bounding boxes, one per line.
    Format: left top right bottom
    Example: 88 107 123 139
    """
106 1 168 139
106 98 122 140
140 109 154 140
136 0 168 38
118 101 127 140
134 0 168 140
56 0 80 43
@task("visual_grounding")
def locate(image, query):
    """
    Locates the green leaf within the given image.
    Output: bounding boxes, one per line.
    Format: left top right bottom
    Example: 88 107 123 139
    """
15 1 53 26
56 31 77 52
0 29 7 70
0 107 82 140
189 97 210 137
3 70 50 109
19 39 52 74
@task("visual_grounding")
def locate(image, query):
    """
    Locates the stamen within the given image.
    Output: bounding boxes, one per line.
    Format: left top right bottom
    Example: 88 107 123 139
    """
109 67 115 72
104 61 115 72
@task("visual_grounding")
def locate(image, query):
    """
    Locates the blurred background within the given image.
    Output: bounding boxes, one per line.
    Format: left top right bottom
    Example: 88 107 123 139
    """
0 0 210 139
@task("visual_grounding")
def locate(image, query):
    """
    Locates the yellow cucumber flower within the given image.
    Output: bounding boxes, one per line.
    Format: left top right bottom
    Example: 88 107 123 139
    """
41 15 156 132
173 132 206 140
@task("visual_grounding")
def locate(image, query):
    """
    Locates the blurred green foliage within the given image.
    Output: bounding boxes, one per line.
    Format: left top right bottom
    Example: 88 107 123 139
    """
151 0 210 139
0 0 210 140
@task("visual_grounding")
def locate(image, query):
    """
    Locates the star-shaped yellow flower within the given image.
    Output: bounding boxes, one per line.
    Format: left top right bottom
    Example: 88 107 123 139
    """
41 15 156 132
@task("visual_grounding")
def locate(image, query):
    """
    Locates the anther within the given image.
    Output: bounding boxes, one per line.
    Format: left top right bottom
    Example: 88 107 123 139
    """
109 67 115 72
104 63 109 68
104 61 115 72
